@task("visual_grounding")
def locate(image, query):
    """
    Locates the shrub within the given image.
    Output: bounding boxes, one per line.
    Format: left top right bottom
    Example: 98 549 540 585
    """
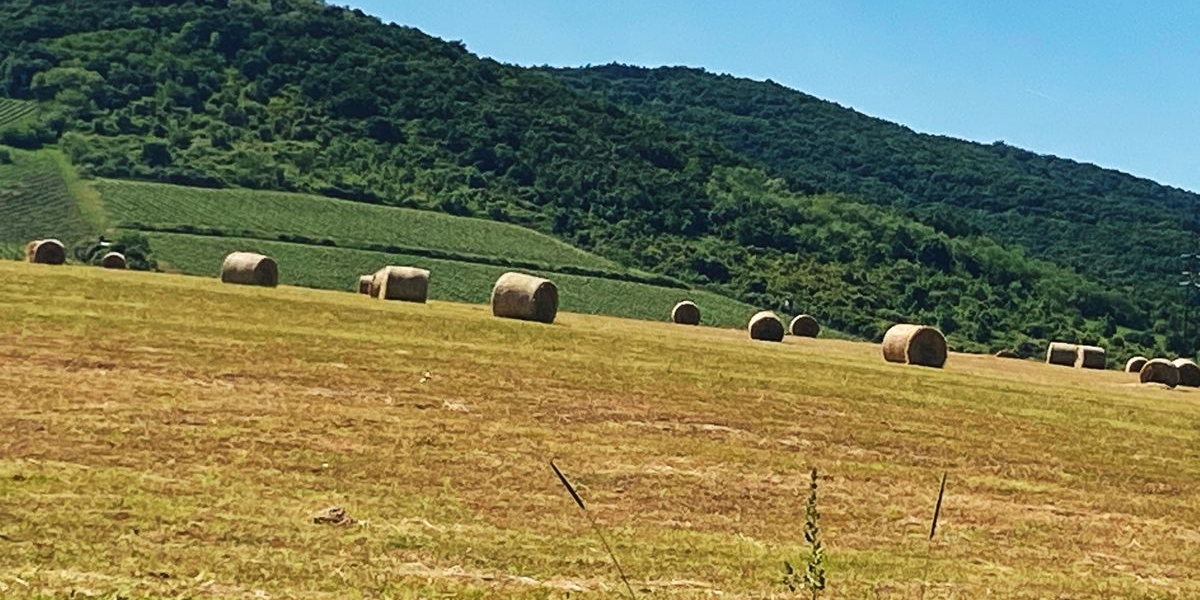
784 467 826 599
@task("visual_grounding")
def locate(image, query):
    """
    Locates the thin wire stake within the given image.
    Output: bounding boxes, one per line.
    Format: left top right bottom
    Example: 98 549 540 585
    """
551 460 637 600
929 471 947 540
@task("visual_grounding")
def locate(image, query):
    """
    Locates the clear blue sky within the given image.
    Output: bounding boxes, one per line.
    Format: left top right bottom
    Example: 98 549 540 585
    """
346 1 1200 193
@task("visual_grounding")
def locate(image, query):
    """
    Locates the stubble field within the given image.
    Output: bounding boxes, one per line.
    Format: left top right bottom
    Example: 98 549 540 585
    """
1 261 1198 599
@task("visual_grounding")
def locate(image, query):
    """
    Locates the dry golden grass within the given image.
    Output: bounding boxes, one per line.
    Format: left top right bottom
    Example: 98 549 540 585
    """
1 261 1199 599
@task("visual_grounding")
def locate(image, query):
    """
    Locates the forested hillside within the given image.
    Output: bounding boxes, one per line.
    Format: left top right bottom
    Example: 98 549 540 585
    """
551 65 1197 301
0 0 1188 356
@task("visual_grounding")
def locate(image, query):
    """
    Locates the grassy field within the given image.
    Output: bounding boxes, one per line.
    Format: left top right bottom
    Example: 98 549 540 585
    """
0 148 95 259
98 179 620 271
0 98 38 128
137 231 759 328
2 261 1199 599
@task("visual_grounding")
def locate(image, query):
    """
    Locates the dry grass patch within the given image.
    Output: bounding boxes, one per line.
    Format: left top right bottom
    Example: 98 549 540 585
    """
1 262 1199 598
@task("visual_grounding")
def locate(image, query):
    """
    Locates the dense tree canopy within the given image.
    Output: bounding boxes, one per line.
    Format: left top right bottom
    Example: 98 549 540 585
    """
552 65 1195 308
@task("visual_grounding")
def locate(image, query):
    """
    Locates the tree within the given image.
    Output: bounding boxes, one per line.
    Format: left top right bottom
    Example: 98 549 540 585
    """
141 140 173 167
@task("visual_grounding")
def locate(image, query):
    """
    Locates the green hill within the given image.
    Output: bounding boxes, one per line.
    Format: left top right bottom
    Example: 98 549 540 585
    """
96 178 758 324
0 0 1187 358
0 149 760 327
0 156 760 326
550 64 1195 300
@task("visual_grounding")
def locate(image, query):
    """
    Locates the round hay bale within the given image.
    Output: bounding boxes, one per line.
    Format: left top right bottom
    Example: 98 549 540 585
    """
99 251 127 269
881 324 947 368
788 314 820 337
1075 345 1106 370
1124 356 1148 373
1172 358 1200 387
671 300 701 325
357 275 373 295
220 252 278 287
28 239 65 265
1140 358 1179 388
372 266 430 303
1045 342 1078 367
491 272 558 324
995 349 1020 359
747 311 784 342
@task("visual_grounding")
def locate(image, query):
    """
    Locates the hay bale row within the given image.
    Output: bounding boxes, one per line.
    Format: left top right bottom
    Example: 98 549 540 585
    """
336 268 560 325
1134 357 1200 388
674 303 821 339
25 238 125 269
206 255 842 344
221 252 278 287
882 324 947 368
196 253 1173 385
25 238 65 265
21 243 1184 387
1045 342 1107 369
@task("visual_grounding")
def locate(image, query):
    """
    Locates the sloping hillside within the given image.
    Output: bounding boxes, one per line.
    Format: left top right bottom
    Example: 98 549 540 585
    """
0 0 1183 357
0 149 760 325
94 178 759 325
551 64 1195 301
98 179 624 271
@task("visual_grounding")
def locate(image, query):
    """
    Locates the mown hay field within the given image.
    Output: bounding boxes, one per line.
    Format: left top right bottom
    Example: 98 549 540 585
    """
1 261 1198 599
137 231 759 328
98 179 620 271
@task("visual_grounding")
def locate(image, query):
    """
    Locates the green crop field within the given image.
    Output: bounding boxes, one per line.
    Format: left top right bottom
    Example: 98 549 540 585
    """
138 230 760 327
0 98 37 128
0 164 759 328
0 148 94 258
98 179 620 271
2 261 1199 599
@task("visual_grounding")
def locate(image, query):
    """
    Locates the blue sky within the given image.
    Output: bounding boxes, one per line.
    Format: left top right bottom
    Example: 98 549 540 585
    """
347 1 1200 192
